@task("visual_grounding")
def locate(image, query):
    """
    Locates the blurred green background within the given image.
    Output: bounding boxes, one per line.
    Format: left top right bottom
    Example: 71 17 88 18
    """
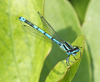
0 0 100 82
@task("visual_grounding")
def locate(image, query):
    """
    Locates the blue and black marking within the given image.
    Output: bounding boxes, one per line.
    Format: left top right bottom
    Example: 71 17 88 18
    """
67 46 80 55
64 41 73 49
19 16 61 45
61 41 73 52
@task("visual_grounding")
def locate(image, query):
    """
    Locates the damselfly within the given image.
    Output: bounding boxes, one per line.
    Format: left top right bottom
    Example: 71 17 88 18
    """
19 12 81 65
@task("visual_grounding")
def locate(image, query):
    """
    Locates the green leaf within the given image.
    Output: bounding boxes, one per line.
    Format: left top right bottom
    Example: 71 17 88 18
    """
0 0 50 82
83 0 100 81
45 36 85 82
72 44 92 82
69 0 90 24
39 0 86 81
0 0 91 82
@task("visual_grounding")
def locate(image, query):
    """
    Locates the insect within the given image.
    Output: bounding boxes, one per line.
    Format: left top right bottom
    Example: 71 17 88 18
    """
19 11 81 65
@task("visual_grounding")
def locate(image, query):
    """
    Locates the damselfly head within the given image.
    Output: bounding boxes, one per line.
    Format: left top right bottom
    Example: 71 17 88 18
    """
66 46 80 56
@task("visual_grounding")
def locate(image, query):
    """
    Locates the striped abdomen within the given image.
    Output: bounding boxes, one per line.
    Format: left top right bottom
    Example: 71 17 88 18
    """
19 17 61 45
